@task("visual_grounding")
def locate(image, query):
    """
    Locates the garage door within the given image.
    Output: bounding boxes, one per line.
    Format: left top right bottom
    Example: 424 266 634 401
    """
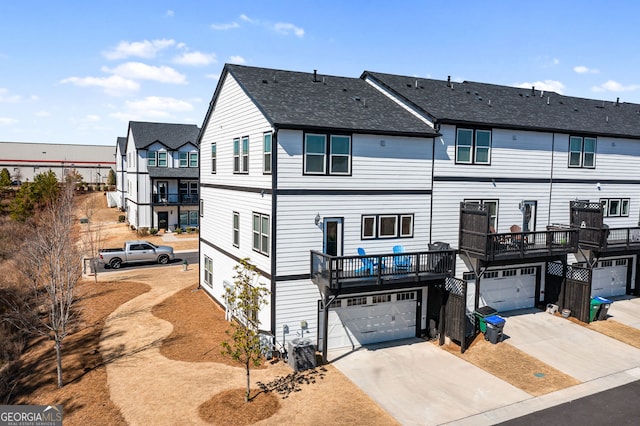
479 267 537 313
326 291 417 351
592 259 628 298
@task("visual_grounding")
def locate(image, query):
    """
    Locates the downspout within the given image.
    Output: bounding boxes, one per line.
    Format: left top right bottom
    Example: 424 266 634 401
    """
270 129 278 338
429 132 436 245
547 133 555 226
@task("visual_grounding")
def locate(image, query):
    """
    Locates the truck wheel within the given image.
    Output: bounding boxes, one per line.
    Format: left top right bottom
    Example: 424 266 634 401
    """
158 255 169 264
110 258 122 269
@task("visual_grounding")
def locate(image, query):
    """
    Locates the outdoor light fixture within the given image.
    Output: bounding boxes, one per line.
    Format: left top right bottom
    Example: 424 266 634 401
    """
314 213 321 225
597 182 601 190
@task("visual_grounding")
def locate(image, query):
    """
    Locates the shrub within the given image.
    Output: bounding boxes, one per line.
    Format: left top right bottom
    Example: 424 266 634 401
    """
175 227 182 234
130 225 136 231
138 227 149 237
150 228 158 235
118 215 125 223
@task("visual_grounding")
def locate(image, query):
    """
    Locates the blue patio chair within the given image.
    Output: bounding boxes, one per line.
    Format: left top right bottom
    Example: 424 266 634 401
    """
393 245 411 271
356 247 378 274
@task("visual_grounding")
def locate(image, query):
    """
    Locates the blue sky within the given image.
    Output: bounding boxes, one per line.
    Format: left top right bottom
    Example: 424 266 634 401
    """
2 1 640 146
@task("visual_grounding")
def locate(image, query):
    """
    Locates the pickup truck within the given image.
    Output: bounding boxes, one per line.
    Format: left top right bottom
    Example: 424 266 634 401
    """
99 240 175 269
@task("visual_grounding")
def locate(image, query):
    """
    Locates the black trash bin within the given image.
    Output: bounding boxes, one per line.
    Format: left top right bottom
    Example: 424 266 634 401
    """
428 242 451 272
484 315 506 344
595 296 612 321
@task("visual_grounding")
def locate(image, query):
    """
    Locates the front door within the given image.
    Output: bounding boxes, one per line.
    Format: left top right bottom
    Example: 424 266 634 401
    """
522 200 537 232
323 218 343 256
158 212 169 231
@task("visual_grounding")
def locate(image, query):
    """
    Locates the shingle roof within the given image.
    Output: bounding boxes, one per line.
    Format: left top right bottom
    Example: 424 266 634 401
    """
116 137 126 155
364 71 640 139
221 64 438 137
129 121 200 150
148 167 199 179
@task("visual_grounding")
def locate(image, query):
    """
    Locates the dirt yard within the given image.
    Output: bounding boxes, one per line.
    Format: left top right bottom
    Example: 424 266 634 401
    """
10 193 640 424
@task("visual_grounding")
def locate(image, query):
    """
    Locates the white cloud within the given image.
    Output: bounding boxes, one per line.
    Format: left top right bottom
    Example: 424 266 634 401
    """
211 21 240 30
111 96 194 121
166 10 174 17
591 80 640 93
205 74 220 80
228 55 246 64
173 51 217 66
35 111 51 117
0 117 17 125
103 62 187 84
0 88 21 103
240 14 254 23
574 65 599 74
102 39 176 60
86 114 100 122
514 80 565 94
60 75 140 96
553 58 560 65
273 22 304 37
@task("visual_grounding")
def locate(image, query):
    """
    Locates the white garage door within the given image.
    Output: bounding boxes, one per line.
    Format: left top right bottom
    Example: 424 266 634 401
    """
592 259 628 298
326 291 417 351
479 267 537 313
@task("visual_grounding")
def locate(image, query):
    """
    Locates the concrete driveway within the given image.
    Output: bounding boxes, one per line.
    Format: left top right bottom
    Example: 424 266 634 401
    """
501 308 640 382
331 339 531 426
605 296 640 329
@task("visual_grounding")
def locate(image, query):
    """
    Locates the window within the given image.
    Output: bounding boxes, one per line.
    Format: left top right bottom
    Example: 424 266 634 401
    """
189 152 198 168
456 128 491 164
199 199 203 216
233 212 240 247
252 213 269 255
601 198 630 217
465 199 498 230
234 137 249 173
569 136 596 168
372 294 392 304
211 142 217 173
503 269 517 277
397 291 415 301
241 136 249 173
158 151 167 167
204 256 213 287
304 133 351 175
263 132 272 174
347 297 367 307
180 211 199 228
484 271 499 279
147 151 157 167
361 214 414 239
179 152 188 167
362 216 376 239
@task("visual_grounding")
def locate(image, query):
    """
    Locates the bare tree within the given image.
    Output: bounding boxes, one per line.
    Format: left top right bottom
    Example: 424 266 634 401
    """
221 258 270 402
17 183 82 388
80 195 106 282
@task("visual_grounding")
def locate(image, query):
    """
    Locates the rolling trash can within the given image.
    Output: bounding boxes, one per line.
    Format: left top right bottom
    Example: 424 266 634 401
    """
595 297 612 321
484 315 506 344
474 306 497 334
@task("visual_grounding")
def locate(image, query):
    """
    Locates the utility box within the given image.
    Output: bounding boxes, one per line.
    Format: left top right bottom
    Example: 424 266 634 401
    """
288 338 316 371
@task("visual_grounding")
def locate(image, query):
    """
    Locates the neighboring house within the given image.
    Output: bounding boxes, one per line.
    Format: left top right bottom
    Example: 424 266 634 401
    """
0 141 115 184
198 64 457 360
363 72 640 320
114 136 127 210
123 121 200 231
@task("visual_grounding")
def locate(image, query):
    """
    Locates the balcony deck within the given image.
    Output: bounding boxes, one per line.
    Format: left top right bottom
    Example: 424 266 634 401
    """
310 249 455 293
459 228 579 263
578 226 640 254
152 193 199 205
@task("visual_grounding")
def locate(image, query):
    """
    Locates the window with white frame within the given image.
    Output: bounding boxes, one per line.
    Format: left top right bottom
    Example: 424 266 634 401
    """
456 128 491 164
241 136 249 173
189 152 198 168
304 133 351 175
601 198 630 217
147 150 157 167
203 255 213 287
211 142 217 173
465 199 499 231
263 132 272 174
179 152 188 167
233 137 249 173
233 212 240 247
252 212 269 255
569 136 596 168
361 214 414 239
157 151 168 167
233 138 240 173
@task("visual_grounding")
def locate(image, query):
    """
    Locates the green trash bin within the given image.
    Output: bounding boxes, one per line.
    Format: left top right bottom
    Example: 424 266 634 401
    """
589 297 605 322
474 306 497 333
